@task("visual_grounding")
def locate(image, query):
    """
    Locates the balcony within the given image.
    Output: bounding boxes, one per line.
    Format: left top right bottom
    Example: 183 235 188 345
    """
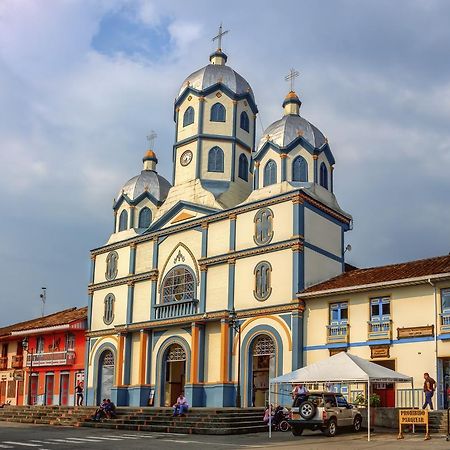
368 319 392 340
26 350 76 367
154 299 199 320
0 356 7 370
326 323 350 344
11 355 23 369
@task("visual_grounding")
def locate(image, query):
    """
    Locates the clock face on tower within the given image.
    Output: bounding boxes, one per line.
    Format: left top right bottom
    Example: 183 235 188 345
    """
180 150 193 166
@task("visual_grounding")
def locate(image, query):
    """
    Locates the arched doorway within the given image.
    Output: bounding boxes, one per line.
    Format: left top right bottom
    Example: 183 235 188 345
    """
97 350 115 404
251 335 276 407
162 344 186 406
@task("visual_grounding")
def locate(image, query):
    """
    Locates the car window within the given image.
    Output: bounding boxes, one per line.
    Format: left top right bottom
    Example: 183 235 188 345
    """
336 396 348 408
323 394 337 407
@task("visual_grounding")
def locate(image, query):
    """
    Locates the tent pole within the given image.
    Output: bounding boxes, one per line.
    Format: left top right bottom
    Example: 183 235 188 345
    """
367 381 371 442
268 381 272 438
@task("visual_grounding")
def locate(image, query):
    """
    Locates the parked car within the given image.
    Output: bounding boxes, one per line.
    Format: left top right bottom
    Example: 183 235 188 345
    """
288 391 363 437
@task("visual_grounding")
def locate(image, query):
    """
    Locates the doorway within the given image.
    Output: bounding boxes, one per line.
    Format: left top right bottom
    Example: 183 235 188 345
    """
163 344 186 407
30 374 38 405
97 350 115 404
45 374 54 405
60 373 69 406
372 359 395 407
251 335 276 407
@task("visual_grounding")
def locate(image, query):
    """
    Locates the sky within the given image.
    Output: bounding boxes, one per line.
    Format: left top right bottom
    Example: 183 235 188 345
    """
0 0 449 326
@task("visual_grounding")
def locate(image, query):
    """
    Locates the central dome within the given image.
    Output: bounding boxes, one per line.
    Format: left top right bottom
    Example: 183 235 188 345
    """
119 170 171 203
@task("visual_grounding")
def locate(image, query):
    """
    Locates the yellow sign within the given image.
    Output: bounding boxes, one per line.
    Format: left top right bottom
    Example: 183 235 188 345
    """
398 409 430 440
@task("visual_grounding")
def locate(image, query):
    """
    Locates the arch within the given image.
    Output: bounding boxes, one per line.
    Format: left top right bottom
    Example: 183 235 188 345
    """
210 102 226 122
319 162 328 189
263 160 277 187
207 146 224 172
118 209 128 232
238 153 249 181
138 207 152 228
240 111 250 132
292 156 308 182
183 106 195 127
155 335 191 407
161 265 196 304
91 342 117 406
105 251 118 281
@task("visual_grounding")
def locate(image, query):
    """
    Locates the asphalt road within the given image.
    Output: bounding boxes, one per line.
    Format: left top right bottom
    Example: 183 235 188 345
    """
0 423 447 450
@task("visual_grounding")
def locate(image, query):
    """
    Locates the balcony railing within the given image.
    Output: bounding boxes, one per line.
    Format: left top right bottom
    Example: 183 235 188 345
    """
11 355 23 369
26 350 76 367
368 319 392 340
440 312 450 334
0 356 7 370
154 299 199 320
326 323 350 344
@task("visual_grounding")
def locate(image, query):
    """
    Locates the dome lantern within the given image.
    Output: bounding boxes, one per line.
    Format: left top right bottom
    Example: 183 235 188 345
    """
143 131 158 171
210 23 229 66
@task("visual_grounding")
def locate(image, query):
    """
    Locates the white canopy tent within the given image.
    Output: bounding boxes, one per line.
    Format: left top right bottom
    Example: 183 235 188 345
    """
269 352 413 441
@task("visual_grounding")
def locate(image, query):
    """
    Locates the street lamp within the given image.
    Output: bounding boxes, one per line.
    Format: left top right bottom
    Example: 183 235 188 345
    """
21 337 33 406
228 308 241 408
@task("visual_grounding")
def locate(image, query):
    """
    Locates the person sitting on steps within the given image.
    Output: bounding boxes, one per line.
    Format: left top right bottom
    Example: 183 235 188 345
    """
173 391 189 417
91 399 107 421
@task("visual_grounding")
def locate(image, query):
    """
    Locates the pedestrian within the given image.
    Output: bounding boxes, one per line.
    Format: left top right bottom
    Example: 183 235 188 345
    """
422 372 436 410
75 381 84 406
173 391 189 416
104 399 116 419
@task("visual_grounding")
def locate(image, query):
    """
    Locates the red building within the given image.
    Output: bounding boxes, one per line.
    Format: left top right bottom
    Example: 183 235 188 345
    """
0 307 87 406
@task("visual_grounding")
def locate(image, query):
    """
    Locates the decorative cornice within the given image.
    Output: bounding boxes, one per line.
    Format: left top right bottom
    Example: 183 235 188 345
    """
199 264 208 272
291 194 303 205
313 155 319 160
229 213 237 220
291 242 302 252
88 270 157 292
130 243 137 249
201 221 209 230
198 96 205 102
279 153 288 159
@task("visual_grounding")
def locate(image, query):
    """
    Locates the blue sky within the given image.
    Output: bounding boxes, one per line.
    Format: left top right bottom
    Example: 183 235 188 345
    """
0 0 449 325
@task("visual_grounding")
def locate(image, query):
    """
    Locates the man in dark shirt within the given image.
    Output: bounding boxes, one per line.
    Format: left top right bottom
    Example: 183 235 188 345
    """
422 372 436 410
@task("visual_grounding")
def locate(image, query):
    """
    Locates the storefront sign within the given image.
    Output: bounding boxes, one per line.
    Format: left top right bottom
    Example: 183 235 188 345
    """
398 409 430 440
370 345 390 359
397 325 434 339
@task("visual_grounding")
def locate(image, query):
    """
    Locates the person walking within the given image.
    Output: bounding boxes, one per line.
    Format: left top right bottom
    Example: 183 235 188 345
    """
75 381 84 406
422 372 436 410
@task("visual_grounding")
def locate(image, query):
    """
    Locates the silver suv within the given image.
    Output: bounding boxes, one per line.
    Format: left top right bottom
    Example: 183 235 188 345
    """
289 391 363 437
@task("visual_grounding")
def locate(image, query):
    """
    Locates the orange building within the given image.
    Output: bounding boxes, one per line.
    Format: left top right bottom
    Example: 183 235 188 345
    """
0 308 87 406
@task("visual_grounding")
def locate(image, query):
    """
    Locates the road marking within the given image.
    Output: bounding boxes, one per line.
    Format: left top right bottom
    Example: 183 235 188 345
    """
46 439 78 443
85 436 125 441
3 443 41 447
114 435 140 439
0 445 13 449
65 437 104 442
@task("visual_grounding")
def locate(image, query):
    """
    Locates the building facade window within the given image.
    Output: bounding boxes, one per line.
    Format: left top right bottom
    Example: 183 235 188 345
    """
254 208 274 245
36 337 44 354
138 207 152 228
210 102 226 122
238 154 249 181
118 209 128 232
105 251 118 281
240 111 250 132
330 302 348 324
263 160 277 186
103 294 115 325
370 297 390 321
183 106 195 127
442 289 450 312
208 146 224 172
292 156 308 182
162 266 196 303
254 261 272 301
66 334 75 351
319 162 328 189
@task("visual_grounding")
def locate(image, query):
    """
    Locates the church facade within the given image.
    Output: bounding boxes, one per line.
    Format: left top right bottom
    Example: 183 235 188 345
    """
85 40 352 407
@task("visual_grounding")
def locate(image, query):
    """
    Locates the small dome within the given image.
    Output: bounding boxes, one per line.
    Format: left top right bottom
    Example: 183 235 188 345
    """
177 64 254 101
118 170 171 203
258 114 326 151
143 149 157 161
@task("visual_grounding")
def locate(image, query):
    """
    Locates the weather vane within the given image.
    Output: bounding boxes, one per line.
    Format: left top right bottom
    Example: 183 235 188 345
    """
212 23 229 50
146 130 157 149
285 68 300 92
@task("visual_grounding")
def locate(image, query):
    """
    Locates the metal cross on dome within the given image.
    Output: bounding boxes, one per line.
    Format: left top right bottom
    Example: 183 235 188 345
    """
147 130 157 148
285 68 300 92
212 23 229 50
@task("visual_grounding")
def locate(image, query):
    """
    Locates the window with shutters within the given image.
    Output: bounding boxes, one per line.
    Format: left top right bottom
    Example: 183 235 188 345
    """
105 251 118 281
254 261 272 301
254 208 274 245
103 294 115 325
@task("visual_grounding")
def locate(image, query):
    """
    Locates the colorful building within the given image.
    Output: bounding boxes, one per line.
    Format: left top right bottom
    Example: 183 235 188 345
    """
0 307 87 406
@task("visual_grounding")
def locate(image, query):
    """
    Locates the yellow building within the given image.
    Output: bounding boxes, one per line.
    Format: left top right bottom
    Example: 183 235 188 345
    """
85 34 352 407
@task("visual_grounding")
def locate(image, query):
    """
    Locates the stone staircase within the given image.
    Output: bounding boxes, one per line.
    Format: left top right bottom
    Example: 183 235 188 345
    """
0 406 266 435
427 410 449 434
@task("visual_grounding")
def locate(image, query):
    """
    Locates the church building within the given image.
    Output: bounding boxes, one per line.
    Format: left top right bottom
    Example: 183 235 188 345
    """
85 29 352 407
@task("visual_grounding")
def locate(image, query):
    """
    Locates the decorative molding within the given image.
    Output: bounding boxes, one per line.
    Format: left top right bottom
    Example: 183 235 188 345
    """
199 264 208 272
88 270 157 292
397 325 434 339
313 155 319 160
201 221 209 229
291 242 303 252
279 153 288 159
229 213 237 220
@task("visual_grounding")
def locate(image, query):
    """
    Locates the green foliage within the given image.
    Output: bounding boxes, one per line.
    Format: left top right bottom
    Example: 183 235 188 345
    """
353 393 382 407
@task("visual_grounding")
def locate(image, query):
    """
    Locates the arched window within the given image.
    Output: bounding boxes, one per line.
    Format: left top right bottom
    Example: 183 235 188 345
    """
292 156 308 182
103 294 115 325
162 266 196 303
254 261 272 301
263 160 277 187
138 207 152 228
254 208 274 245
320 162 328 189
118 210 128 232
240 111 250 132
183 106 195 127
105 251 118 281
238 154 249 181
210 102 226 122
208 146 224 172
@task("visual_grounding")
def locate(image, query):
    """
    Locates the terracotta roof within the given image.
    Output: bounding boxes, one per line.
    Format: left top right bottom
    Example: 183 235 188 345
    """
0 307 87 338
302 254 450 296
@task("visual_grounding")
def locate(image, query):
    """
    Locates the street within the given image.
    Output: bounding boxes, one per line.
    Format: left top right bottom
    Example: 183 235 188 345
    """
0 423 446 450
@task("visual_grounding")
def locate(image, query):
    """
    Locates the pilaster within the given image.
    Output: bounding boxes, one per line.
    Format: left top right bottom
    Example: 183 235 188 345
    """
227 259 236 311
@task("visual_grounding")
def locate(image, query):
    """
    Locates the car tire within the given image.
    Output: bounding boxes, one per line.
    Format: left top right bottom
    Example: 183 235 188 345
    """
299 400 316 420
279 420 290 432
291 426 304 436
324 418 337 437
353 415 362 432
